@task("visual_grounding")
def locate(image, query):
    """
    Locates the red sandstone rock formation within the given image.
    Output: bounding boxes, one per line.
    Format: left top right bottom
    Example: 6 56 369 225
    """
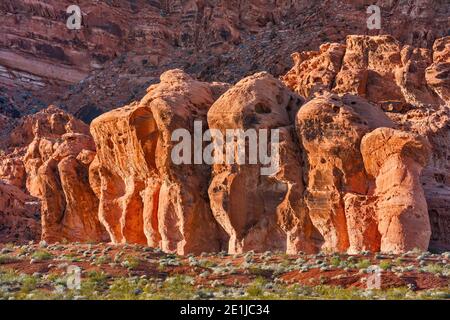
0 156 26 189
388 106 450 251
284 34 450 251
296 92 394 253
0 31 448 253
90 69 227 254
33 133 107 243
282 43 346 98
283 35 448 109
0 181 40 243
425 37 450 104
361 128 432 253
207 72 320 254
296 93 433 253
0 106 107 243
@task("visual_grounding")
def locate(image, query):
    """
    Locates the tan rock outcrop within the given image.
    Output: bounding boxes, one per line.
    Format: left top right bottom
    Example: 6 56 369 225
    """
361 128 432 253
296 92 394 252
91 69 227 254
284 35 447 109
207 72 320 254
0 181 40 243
426 37 450 104
17 107 107 243
282 43 346 98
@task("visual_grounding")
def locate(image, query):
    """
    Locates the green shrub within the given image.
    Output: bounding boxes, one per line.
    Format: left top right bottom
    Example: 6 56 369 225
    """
31 250 53 261
0 254 18 264
330 256 341 267
356 259 371 269
379 261 392 271
121 256 141 270
424 264 443 275
246 277 266 298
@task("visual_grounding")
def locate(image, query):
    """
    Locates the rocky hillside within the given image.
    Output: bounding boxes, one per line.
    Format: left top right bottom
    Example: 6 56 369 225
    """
1 33 449 254
0 0 448 122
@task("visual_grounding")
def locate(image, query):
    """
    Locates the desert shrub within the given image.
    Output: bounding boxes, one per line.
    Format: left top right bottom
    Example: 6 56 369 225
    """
424 264 444 275
356 259 371 269
121 256 141 270
0 254 18 264
330 256 341 267
246 277 266 298
31 250 53 261
379 261 392 271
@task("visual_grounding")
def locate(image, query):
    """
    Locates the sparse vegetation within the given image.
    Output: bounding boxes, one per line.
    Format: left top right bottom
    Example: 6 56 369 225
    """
0 254 18 264
31 250 53 261
379 261 392 271
356 259 371 269
121 256 141 270
0 244 448 300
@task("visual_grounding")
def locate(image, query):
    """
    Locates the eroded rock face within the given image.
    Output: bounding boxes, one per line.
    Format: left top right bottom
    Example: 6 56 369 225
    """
6 107 108 243
282 43 346 98
91 69 227 254
0 31 447 254
35 133 107 243
0 181 40 243
285 34 450 251
296 92 435 253
426 37 450 104
296 92 394 252
207 72 321 254
90 104 153 245
2 0 446 121
361 128 432 253
388 106 450 251
284 35 447 110
0 156 26 188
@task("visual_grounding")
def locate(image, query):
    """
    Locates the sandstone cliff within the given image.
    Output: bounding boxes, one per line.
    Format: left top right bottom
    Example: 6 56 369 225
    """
0 33 448 254
283 35 450 251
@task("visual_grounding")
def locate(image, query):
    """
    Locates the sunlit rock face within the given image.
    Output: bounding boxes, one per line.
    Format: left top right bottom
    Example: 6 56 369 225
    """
207 72 321 254
0 31 448 253
90 70 228 255
285 35 450 252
